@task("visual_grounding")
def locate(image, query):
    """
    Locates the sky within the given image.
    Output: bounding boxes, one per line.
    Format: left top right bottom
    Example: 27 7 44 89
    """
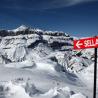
0 0 98 37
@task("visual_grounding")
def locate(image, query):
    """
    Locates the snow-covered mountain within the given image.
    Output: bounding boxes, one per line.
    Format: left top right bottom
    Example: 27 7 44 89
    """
0 25 73 65
0 25 97 98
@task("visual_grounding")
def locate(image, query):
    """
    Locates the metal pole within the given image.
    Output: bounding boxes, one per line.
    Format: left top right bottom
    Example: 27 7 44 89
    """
93 48 97 98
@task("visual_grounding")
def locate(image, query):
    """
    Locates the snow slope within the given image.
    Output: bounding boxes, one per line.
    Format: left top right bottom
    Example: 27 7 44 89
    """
0 25 97 98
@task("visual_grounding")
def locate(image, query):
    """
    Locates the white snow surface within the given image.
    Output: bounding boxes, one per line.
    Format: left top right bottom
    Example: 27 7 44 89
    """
0 25 97 98
10 25 29 32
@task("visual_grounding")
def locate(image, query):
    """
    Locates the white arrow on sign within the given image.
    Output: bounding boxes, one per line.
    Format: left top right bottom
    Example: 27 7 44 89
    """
76 41 83 48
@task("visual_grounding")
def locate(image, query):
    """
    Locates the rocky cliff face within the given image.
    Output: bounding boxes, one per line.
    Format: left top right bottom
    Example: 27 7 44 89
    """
0 25 94 73
0 25 72 63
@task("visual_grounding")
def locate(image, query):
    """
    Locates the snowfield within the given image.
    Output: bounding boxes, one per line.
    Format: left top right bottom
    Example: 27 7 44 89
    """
0 25 98 98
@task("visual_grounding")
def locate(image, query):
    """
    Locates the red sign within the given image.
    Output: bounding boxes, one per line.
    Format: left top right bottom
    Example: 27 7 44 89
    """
74 37 98 49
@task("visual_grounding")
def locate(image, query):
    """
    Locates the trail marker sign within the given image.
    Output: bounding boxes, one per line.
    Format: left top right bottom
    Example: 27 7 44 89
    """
74 37 98 49
74 37 98 98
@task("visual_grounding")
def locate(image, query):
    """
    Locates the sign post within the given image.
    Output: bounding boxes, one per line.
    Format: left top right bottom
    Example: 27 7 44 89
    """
93 48 97 98
74 37 98 98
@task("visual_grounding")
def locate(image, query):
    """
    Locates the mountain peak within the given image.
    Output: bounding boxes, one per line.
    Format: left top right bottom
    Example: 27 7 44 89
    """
2 25 70 37
13 25 29 32
18 25 28 29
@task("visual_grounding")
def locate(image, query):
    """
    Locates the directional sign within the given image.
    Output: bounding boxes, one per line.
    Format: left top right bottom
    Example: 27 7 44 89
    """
74 37 98 49
74 36 98 98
